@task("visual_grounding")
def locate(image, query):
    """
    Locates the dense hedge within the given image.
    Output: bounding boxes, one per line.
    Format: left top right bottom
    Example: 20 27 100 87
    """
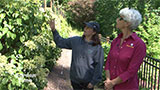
65 0 96 28
0 0 73 89
137 7 160 59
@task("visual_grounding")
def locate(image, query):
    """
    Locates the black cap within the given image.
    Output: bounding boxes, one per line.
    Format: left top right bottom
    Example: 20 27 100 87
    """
85 22 100 33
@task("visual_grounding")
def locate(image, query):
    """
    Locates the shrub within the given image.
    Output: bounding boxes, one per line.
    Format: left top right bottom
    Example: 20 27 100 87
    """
137 7 160 59
0 54 48 90
95 0 160 36
65 0 96 28
0 0 64 89
0 0 75 89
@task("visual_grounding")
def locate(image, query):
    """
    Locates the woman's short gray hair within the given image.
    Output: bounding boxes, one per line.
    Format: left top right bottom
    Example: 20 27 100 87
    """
119 8 142 30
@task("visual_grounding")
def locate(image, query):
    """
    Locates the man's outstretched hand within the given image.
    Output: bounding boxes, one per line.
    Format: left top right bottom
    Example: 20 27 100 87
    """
49 19 56 31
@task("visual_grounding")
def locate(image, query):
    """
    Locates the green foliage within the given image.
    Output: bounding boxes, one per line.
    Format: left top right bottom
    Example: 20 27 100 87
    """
95 0 144 36
95 0 119 36
0 0 75 89
137 7 160 59
95 0 160 36
0 0 71 89
0 0 46 54
0 54 37 90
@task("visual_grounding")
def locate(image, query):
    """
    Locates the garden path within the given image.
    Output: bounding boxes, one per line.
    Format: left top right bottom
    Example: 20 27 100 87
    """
44 49 73 90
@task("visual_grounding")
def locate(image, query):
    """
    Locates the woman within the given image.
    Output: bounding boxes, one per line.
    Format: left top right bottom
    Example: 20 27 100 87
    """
49 20 104 90
104 8 146 90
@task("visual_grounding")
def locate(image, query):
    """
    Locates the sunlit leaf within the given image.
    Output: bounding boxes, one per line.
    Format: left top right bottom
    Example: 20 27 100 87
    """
7 31 16 40
12 11 19 18
22 14 29 20
20 36 25 43
16 18 22 25
2 27 8 35
0 13 6 19
0 42 3 50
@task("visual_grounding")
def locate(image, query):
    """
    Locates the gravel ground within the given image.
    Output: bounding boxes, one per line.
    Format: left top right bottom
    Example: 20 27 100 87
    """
44 49 73 90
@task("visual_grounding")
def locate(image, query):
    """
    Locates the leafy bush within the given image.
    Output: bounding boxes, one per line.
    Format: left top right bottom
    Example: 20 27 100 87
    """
65 0 96 28
137 7 160 59
95 0 120 37
95 0 160 36
0 0 75 89
0 54 46 90
0 0 67 89
0 0 47 54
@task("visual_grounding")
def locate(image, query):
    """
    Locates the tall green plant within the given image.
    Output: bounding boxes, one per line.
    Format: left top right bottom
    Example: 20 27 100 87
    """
95 0 159 36
137 7 160 59
0 0 45 54
0 0 63 89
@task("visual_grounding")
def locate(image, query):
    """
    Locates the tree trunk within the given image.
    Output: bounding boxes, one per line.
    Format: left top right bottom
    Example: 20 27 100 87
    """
44 0 46 10
50 0 53 9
